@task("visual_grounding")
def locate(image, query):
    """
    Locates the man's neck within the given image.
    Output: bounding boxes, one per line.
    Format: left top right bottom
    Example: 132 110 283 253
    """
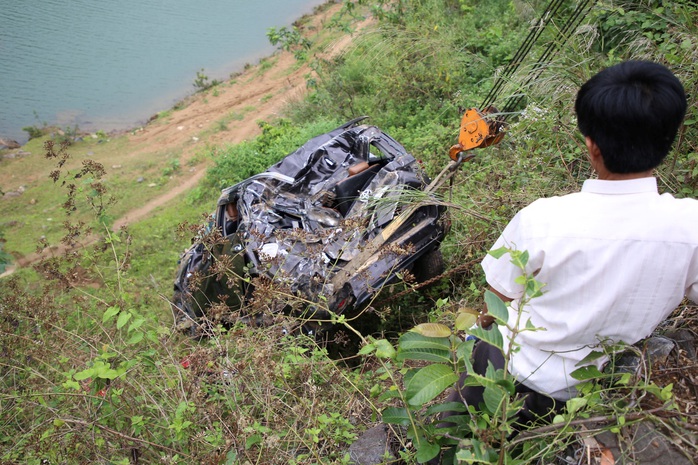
595 169 654 181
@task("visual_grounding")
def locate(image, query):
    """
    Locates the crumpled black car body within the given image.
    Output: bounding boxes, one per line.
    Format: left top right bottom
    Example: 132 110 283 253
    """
172 118 449 335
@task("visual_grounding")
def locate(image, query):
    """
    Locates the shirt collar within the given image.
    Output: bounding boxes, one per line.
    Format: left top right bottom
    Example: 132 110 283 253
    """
581 177 658 195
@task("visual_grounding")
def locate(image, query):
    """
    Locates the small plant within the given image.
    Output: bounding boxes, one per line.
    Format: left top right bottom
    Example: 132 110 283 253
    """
22 111 49 140
266 25 312 61
193 68 220 91
22 124 46 140
215 119 228 132
162 158 181 177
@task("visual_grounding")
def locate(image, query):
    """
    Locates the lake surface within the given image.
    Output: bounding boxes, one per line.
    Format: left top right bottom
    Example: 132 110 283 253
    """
0 0 326 143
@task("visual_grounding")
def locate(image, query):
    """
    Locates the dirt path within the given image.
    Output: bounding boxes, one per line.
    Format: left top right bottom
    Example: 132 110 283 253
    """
1 5 372 278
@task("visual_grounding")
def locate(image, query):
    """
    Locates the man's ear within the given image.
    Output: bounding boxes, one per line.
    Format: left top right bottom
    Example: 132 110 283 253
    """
585 136 603 168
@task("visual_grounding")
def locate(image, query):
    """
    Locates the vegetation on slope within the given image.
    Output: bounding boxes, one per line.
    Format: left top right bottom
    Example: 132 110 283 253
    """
1 0 697 463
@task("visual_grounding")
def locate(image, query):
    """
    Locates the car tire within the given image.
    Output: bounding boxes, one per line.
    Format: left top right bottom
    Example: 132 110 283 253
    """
171 289 201 337
412 248 445 284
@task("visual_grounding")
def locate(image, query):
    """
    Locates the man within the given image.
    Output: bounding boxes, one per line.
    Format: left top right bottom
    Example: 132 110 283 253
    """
450 60 696 423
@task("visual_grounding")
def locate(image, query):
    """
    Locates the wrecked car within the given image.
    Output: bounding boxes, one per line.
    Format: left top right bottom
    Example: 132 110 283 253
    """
172 117 452 336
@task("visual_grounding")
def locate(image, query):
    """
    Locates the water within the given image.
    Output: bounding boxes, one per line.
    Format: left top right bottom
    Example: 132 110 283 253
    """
0 0 326 144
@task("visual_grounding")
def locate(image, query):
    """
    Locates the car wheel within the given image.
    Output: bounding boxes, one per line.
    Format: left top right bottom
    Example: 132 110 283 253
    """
171 289 197 336
412 248 445 284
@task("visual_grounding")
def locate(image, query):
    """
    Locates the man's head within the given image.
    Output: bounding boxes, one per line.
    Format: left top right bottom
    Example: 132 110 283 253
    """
575 60 686 174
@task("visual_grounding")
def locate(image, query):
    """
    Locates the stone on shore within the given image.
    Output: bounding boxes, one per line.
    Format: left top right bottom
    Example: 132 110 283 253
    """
0 138 21 150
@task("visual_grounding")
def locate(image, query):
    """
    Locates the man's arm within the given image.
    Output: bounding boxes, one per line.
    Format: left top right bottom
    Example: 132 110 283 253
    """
477 286 513 328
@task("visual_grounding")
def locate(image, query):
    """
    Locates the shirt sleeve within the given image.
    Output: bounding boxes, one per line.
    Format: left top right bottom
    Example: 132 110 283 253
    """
481 211 527 300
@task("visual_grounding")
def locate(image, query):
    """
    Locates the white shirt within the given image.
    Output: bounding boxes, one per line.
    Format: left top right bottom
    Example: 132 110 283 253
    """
481 177 698 400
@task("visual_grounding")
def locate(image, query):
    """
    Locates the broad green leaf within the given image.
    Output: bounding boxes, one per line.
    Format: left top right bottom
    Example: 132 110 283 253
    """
406 364 458 406
375 339 396 359
415 441 441 463
358 343 376 356
116 311 132 330
382 407 411 426
576 350 605 365
483 290 508 323
456 339 475 366
570 365 603 380
412 323 452 338
397 332 451 363
467 325 504 350
565 397 587 415
488 247 509 259
455 308 478 331
495 379 516 396
73 368 93 381
245 434 262 450
484 362 506 382
62 379 80 391
95 363 120 379
460 371 500 391
225 449 238 465
482 386 506 414
397 347 451 363
399 332 451 351
525 278 545 298
510 249 529 269
378 389 402 403
128 317 146 333
661 383 673 401
126 332 144 345
102 306 120 323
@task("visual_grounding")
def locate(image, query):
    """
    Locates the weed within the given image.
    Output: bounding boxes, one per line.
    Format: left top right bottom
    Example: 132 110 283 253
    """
193 68 221 91
215 119 228 132
22 124 46 141
267 25 313 61
162 158 181 177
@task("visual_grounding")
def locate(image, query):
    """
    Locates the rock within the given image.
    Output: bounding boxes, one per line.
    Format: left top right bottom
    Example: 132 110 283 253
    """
0 138 21 150
148 183 157 187
137 177 145 183
348 424 396 465
610 336 677 376
594 422 694 465
3 191 21 199
663 329 697 359
112 164 122 169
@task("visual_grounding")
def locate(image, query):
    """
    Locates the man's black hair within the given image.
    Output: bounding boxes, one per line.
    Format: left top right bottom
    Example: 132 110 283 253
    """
575 60 686 174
